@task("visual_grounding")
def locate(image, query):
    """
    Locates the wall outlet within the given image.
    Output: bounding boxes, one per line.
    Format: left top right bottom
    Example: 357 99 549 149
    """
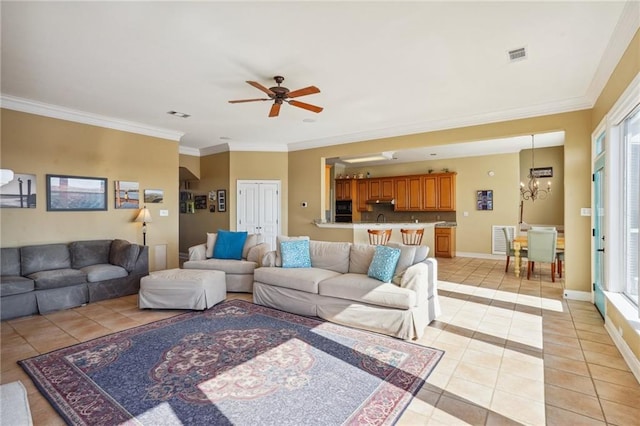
580 208 592 216
463 211 469 217
301 202 308 208
160 210 169 217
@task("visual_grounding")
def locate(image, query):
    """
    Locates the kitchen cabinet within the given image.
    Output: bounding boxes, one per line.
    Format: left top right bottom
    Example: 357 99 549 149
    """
368 178 394 201
394 176 422 211
356 180 371 212
335 179 353 200
421 173 456 211
435 227 456 258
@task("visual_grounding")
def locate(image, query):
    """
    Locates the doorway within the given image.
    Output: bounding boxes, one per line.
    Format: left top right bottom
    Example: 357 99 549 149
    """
593 132 606 318
236 180 281 250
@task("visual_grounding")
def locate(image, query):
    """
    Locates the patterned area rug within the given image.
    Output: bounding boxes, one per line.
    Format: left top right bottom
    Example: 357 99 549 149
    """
20 300 443 425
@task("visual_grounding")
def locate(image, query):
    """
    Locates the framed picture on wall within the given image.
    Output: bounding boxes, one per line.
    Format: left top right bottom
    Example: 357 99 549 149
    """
0 173 37 208
194 195 207 209
47 174 107 211
217 189 226 212
114 181 139 209
476 189 493 211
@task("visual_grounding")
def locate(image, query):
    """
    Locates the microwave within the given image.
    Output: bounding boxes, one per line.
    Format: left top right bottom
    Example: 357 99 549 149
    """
335 200 352 215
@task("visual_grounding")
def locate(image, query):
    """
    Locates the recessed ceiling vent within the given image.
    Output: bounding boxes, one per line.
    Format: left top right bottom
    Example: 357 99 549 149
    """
508 47 527 62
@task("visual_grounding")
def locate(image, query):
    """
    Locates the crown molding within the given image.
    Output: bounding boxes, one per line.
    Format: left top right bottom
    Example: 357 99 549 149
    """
186 141 289 157
287 96 592 152
178 146 201 156
585 1 640 105
1 95 184 142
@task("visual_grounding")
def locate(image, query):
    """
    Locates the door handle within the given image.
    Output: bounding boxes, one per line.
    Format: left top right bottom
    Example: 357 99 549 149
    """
597 248 605 252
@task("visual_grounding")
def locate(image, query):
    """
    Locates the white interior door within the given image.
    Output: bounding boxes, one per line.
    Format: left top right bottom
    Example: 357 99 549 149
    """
237 180 281 250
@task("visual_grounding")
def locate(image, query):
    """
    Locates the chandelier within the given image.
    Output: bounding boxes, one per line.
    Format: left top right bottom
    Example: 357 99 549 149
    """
520 134 551 201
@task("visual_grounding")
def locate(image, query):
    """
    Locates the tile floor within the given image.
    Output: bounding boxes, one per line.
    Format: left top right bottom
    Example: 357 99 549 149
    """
1 257 639 425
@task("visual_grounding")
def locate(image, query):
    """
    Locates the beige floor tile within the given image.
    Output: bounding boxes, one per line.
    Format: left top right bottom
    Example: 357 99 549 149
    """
588 363 640 388
432 394 488 425
545 384 605 421
544 367 597 396
545 404 606 425
452 361 500 388
572 320 607 334
580 339 622 358
542 331 581 349
460 348 502 370
490 389 546 425
600 398 640 425
543 353 590 377
582 350 631 371
445 377 494 408
543 340 585 361
576 329 615 345
592 379 640 408
495 370 545 402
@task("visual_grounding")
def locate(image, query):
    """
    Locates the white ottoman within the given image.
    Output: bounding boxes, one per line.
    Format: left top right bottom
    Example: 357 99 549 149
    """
139 269 226 310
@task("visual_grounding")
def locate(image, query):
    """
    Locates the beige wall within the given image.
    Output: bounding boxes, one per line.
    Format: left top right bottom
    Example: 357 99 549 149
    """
179 153 200 180
591 29 640 363
0 109 180 271
289 110 592 295
519 146 565 225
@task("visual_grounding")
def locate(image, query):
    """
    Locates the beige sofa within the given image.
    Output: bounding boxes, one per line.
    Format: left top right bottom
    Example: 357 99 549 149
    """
253 238 440 340
183 233 269 292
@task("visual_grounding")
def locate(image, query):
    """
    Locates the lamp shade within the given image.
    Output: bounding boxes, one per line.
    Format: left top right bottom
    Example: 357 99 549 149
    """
134 207 152 223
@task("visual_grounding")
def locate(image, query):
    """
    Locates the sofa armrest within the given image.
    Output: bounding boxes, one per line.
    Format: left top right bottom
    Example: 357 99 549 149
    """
131 245 149 276
247 243 270 266
188 243 207 261
400 258 438 304
261 250 277 267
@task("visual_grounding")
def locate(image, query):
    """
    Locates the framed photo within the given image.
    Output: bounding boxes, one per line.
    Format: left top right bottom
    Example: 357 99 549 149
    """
476 189 493 211
530 167 553 178
144 189 164 203
217 189 226 212
47 174 107 211
194 195 207 209
114 181 139 209
0 173 37 208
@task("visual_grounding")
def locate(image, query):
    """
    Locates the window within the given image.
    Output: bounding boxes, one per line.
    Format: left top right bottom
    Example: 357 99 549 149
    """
623 106 639 306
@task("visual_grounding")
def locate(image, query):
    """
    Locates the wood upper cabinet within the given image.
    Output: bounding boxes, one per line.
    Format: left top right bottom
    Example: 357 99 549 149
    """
394 176 422 211
335 179 353 200
421 173 456 211
368 178 394 200
356 179 370 212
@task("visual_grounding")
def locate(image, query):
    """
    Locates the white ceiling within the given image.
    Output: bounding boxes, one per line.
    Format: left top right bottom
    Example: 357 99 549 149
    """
1 1 638 158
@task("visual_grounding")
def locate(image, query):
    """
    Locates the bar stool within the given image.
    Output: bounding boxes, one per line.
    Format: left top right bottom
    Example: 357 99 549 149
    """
400 228 424 245
368 229 392 245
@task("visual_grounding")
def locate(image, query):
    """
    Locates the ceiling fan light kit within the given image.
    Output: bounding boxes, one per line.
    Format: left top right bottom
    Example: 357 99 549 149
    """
229 76 323 118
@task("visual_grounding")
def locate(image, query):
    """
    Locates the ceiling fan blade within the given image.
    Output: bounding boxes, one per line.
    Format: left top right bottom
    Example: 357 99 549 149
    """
269 103 281 117
247 81 275 96
288 100 323 113
228 98 269 103
286 86 320 98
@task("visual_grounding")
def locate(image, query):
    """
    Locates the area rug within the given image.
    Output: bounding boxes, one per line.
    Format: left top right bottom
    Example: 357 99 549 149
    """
19 300 443 425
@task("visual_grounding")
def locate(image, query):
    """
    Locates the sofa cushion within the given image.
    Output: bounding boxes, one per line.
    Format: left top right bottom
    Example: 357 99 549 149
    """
1 247 21 276
387 242 418 276
206 232 217 258
183 259 258 275
275 236 309 267
349 244 376 274
70 240 112 269
319 273 417 310
0 276 35 296
21 244 71 276
413 245 429 264
213 230 248 260
80 264 128 282
109 240 140 272
368 246 401 283
281 240 312 268
309 240 350 273
28 269 87 290
254 267 341 294
242 234 257 259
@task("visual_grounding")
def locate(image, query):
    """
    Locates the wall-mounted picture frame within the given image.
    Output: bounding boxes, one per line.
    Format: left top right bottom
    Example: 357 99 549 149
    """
217 189 226 212
0 173 37 208
194 195 207 209
530 167 553 178
114 181 139 209
476 189 493 211
144 189 164 203
47 174 107 211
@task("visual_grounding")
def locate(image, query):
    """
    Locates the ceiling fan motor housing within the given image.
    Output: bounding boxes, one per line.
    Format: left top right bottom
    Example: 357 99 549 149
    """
269 76 289 99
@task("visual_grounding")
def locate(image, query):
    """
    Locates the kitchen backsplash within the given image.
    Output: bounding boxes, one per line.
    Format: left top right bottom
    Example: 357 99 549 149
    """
360 204 457 223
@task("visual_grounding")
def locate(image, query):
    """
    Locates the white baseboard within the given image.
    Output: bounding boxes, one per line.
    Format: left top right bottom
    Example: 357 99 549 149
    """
563 290 592 301
604 318 640 384
455 252 504 260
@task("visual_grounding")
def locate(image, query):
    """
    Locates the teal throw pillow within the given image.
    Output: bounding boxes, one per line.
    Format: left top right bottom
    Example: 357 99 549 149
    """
212 230 248 260
367 245 401 283
281 239 311 268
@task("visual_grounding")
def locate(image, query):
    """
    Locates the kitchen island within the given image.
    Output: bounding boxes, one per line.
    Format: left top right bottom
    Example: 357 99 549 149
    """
314 221 445 257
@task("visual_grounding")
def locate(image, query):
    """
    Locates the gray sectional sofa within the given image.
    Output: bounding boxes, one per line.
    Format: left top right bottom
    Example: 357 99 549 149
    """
1 239 148 320
253 239 440 340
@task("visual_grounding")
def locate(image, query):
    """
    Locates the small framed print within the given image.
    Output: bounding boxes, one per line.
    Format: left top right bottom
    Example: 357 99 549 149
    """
476 190 493 211
194 195 207 209
47 175 107 211
217 189 226 212
530 167 553 178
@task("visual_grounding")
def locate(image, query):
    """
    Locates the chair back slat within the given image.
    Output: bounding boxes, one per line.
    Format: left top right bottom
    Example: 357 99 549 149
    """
368 229 392 245
400 228 424 245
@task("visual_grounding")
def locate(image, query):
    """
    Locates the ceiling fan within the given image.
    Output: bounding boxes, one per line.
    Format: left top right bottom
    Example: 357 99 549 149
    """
228 76 323 118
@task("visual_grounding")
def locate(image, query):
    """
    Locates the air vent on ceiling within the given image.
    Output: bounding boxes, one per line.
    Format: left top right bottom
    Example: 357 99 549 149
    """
167 110 190 118
508 47 527 62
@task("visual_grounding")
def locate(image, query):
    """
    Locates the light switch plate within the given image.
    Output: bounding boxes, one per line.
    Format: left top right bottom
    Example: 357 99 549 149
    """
580 208 591 216
463 211 469 217
160 209 169 217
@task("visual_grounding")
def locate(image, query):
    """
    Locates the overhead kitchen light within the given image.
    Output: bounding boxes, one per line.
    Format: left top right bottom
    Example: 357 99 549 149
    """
341 151 395 164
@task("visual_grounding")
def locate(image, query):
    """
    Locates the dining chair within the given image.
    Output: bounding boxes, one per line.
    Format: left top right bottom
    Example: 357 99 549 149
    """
526 229 558 282
400 228 424 245
530 227 563 277
368 229 392 245
502 227 527 273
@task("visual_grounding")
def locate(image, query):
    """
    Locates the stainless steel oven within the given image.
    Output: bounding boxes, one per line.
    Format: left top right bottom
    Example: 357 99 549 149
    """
335 200 352 223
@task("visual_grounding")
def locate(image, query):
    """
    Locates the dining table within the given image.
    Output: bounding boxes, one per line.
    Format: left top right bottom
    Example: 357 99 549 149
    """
513 235 565 277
